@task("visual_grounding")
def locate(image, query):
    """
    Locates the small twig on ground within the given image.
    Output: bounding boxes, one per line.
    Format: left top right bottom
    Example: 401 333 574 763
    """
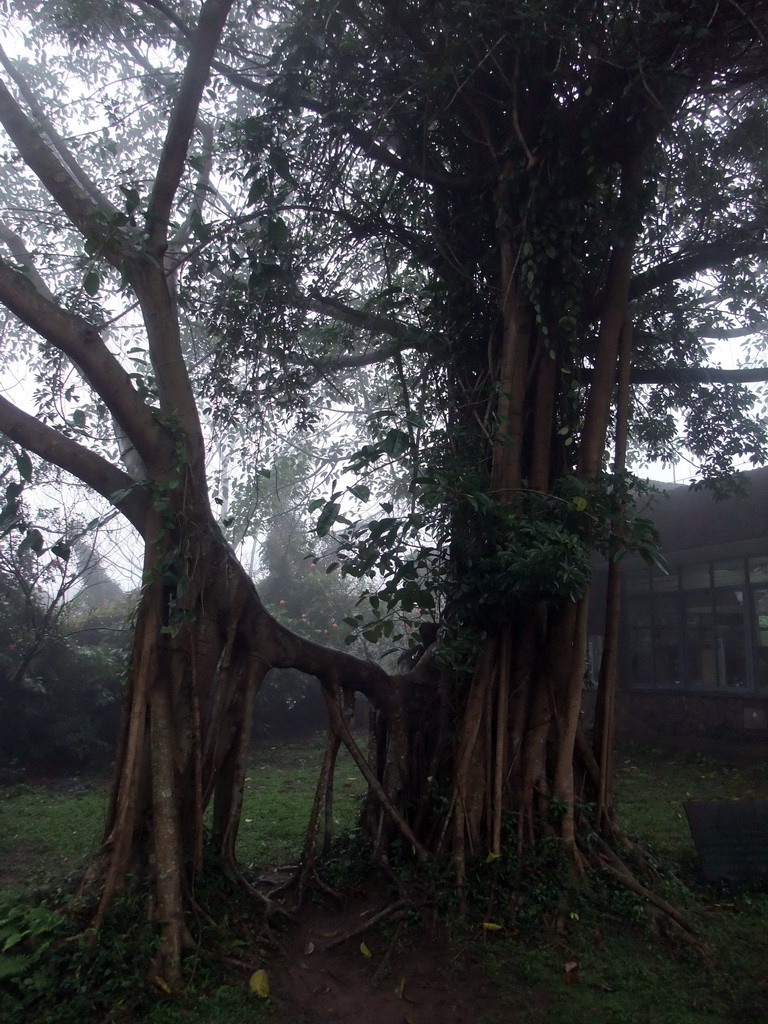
322 897 410 950
372 921 404 983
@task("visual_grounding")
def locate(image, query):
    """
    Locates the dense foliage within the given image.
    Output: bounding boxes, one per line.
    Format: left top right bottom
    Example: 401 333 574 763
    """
0 533 131 772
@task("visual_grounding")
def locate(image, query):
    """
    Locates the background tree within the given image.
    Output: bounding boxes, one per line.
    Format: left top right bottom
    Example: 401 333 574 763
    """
0 522 130 773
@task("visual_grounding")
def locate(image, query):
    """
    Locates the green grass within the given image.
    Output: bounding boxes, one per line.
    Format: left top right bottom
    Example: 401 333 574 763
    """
478 746 768 1024
0 784 108 895
237 737 367 867
615 746 768 870
0 736 367 899
139 987 273 1024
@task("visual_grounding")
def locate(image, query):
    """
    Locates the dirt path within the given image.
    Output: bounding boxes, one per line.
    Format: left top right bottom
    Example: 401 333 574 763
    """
267 883 514 1024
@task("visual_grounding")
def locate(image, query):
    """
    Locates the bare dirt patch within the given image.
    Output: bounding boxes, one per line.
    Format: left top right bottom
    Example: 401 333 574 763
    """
267 882 521 1024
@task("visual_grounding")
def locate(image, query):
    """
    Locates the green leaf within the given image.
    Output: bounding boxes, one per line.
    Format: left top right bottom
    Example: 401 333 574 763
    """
316 501 341 537
83 269 100 296
0 953 32 979
18 528 44 556
269 217 290 244
50 541 71 560
119 184 140 212
110 486 136 504
348 483 371 502
382 429 410 458
269 146 296 184
14 450 32 482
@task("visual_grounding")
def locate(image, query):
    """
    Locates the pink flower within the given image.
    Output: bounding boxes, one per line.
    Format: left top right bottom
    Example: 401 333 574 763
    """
279 600 285 605
332 623 338 628
7 644 15 650
301 613 307 618
310 563 316 568
323 629 328 634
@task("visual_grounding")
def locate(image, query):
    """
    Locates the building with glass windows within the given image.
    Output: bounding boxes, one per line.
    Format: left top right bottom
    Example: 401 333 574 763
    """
588 468 768 751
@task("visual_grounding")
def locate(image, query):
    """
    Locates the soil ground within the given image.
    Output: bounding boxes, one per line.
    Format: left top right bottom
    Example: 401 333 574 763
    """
265 882 516 1024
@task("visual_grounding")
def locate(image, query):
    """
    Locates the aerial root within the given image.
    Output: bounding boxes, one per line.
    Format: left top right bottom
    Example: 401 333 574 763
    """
590 836 699 944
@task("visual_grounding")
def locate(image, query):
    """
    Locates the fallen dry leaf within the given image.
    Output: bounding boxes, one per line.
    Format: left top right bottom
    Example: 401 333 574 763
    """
562 961 580 986
249 969 270 997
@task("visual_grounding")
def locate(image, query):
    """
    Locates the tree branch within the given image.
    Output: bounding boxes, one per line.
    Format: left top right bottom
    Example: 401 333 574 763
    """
0 220 55 300
0 44 119 219
144 0 234 252
0 257 170 469
292 291 436 383
0 77 125 267
631 364 768 385
305 292 431 347
0 395 148 532
113 0 232 485
701 322 768 339
631 239 768 297
130 0 475 190
171 121 215 249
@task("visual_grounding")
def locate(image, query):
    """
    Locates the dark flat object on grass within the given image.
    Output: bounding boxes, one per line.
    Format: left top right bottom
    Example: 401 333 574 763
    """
684 799 768 883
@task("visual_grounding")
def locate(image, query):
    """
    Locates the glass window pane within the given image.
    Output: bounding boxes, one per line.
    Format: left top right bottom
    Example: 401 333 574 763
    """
652 568 679 593
652 592 679 628
682 565 711 590
754 589 768 691
685 592 716 688
630 595 653 627
713 589 746 688
750 558 768 584
650 593 681 688
628 628 654 688
625 571 651 595
713 560 746 587
655 628 682 688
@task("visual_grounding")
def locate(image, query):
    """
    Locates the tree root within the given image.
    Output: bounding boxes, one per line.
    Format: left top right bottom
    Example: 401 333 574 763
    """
371 921 404 983
266 860 344 910
591 836 699 944
322 897 411 951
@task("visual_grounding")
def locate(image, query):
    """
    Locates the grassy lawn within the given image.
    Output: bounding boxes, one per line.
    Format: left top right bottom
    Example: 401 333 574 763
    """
0 735 367 897
480 746 768 1024
1 739 767 1024
237 736 367 867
